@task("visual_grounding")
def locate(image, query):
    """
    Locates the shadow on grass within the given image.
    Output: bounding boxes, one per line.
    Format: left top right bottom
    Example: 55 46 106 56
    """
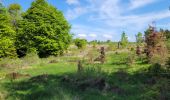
3 66 170 100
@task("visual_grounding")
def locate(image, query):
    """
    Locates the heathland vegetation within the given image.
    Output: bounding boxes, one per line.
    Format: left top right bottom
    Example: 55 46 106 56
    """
0 0 170 100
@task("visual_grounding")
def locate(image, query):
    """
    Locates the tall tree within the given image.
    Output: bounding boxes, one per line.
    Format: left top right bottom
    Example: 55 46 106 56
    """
0 3 16 58
8 3 22 30
120 31 128 48
16 0 72 57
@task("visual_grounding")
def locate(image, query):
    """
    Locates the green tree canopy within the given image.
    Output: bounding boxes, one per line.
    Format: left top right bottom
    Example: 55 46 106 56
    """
0 3 16 58
8 3 22 30
16 0 72 57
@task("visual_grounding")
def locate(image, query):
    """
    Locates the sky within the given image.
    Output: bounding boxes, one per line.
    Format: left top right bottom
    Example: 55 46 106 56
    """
1 0 170 41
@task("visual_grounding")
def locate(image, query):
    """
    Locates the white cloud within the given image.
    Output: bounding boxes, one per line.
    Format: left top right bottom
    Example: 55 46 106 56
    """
129 0 156 10
66 0 79 5
89 33 97 38
71 24 118 41
65 0 170 41
66 6 87 20
77 33 87 39
103 34 113 39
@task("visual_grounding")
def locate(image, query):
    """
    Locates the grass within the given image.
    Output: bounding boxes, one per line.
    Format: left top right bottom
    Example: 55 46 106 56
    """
0 46 170 100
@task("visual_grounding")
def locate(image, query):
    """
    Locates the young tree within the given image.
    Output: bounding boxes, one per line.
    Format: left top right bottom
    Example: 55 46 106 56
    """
16 0 72 57
144 26 168 64
74 38 87 49
120 31 128 48
0 3 16 58
136 32 143 45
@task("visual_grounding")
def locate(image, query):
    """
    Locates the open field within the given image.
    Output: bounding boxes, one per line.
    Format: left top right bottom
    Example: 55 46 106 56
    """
0 0 170 100
0 44 169 100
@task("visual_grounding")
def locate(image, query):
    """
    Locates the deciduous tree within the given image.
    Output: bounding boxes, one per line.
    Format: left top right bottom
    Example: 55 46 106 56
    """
16 0 72 57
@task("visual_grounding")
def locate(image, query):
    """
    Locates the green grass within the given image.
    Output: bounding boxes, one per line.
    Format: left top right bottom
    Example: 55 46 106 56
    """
0 48 170 100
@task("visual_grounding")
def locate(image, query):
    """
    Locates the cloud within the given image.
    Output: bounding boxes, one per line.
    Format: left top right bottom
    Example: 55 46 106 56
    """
66 0 79 5
77 33 87 39
89 33 97 38
103 34 113 39
65 0 170 41
66 6 87 20
71 24 118 41
129 0 157 10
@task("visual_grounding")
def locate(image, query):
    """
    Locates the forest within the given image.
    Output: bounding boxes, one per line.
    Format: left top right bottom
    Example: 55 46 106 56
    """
0 0 170 100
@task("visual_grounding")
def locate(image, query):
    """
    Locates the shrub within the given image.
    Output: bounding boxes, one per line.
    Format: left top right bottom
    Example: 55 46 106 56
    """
0 58 22 68
144 26 168 65
126 53 136 66
21 52 40 67
147 63 164 76
86 49 98 64
74 38 87 49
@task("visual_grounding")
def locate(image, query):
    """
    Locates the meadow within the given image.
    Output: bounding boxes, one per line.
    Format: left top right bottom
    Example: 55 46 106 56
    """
0 44 169 100
0 0 170 100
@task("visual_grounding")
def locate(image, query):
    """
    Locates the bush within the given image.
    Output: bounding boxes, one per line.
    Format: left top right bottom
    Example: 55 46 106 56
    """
74 38 87 49
150 54 168 65
0 58 22 68
145 27 168 65
21 52 40 67
126 53 136 66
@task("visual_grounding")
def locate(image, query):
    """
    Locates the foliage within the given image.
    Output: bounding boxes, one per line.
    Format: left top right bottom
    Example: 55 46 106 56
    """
120 31 128 48
126 53 136 66
74 38 87 49
144 27 168 65
0 3 17 58
1 46 170 100
160 29 170 40
16 0 72 58
136 32 143 45
144 26 154 38
8 3 22 30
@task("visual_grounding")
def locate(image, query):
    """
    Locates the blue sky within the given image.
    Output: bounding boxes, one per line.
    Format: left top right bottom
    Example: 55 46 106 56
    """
2 0 170 41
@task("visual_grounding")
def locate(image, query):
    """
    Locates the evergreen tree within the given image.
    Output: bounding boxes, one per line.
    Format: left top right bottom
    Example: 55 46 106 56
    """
16 0 72 57
8 3 22 30
0 3 16 58
136 32 143 45
120 31 128 48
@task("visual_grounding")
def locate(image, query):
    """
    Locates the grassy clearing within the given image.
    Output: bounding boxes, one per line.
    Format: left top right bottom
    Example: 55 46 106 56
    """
0 46 170 100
